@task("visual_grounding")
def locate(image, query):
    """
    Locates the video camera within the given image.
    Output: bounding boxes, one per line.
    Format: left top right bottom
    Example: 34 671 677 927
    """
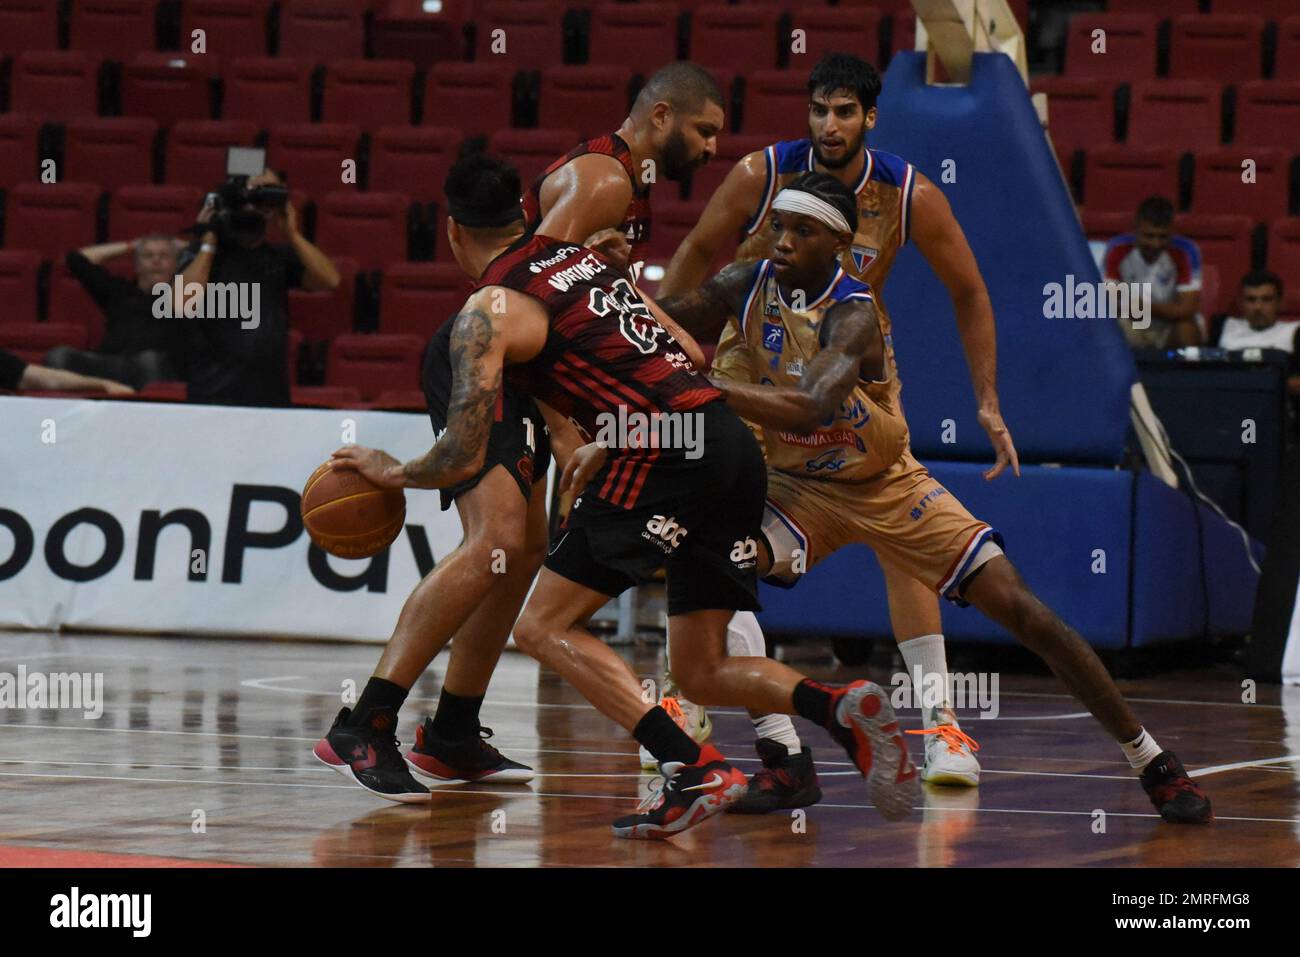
201 147 288 244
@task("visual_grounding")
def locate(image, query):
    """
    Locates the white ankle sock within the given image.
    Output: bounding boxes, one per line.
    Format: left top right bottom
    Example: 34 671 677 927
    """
727 612 802 754
898 633 954 729
1121 729 1162 770
753 713 802 754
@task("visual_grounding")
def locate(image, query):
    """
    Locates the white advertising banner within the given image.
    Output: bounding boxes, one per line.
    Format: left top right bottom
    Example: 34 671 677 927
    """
0 397 466 642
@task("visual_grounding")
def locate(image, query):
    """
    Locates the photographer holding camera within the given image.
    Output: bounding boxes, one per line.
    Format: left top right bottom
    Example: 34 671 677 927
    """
179 164 339 407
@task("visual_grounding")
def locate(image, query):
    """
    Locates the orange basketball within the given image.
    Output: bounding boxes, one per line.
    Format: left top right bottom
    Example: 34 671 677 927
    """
301 461 406 559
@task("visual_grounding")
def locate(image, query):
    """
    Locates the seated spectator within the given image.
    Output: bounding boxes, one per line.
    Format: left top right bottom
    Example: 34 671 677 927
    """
1214 270 1300 396
1103 196 1203 350
1 347 135 395
178 169 339 407
44 236 186 389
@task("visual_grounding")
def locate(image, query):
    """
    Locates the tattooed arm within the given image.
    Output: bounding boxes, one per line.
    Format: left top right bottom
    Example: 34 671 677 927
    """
711 298 883 434
330 289 539 489
651 260 758 345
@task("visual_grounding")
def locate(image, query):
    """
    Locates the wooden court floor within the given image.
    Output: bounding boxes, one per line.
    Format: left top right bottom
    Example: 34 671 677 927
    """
0 630 1297 868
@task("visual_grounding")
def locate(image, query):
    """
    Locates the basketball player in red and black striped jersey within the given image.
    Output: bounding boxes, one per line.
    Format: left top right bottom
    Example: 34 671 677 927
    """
338 149 923 839
521 61 724 269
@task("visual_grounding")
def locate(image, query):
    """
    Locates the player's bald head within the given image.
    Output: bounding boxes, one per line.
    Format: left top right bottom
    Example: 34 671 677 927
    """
632 62 725 119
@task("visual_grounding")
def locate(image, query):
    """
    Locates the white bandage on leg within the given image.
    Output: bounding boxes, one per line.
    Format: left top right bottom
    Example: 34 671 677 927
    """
726 610 767 657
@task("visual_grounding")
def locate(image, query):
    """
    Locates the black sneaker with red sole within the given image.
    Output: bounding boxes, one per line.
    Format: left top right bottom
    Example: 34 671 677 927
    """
1141 750 1213 823
727 738 822 814
822 680 920 821
404 719 534 784
313 706 430 804
612 744 748 840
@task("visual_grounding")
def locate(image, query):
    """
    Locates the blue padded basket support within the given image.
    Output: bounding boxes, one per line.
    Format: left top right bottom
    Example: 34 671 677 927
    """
868 52 1136 464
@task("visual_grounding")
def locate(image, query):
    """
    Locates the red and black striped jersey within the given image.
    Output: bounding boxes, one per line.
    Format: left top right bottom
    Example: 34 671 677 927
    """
476 233 719 452
521 132 653 253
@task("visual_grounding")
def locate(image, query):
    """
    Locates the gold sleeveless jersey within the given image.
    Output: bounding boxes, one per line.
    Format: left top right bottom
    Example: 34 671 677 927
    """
735 259 908 482
732 140 917 393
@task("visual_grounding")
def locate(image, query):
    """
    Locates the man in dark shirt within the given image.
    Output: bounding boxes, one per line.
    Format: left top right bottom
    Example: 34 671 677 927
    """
178 169 338 407
44 235 183 388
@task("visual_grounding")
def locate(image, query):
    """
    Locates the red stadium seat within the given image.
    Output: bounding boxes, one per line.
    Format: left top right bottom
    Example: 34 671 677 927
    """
1190 148 1289 221
0 251 42 326
368 389 425 411
164 119 259 187
741 70 812 138
109 184 204 237
1279 18 1300 82
326 333 425 400
689 133 768 204
289 255 358 342
1235 82 1300 153
378 262 472 337
222 57 313 124
64 118 159 192
181 0 272 57
69 0 158 57
688 5 781 74
1080 208 1131 242
1241 1 1300 21
278 0 364 59
1127 80 1222 150
0 0 58 56
1065 14 1157 80
1267 218 1300 313
315 192 411 271
473 1 567 71
371 0 471 69
369 126 461 204
1175 213 1253 314
424 61 514 135
122 53 216 126
4 182 101 261
538 67 633 139
588 3 680 68
0 114 41 191
267 123 361 201
642 199 714 268
1106 0 1198 16
488 128 580 193
1031 77 1118 151
782 7 880 68
323 59 415 130
891 8 916 57
1081 147 1180 215
1169 15 1264 83
292 385 363 408
10 52 103 122
0 322 91 366
136 380 187 401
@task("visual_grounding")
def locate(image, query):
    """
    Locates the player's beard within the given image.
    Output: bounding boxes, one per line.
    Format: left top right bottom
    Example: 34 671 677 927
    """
812 130 864 170
660 127 701 183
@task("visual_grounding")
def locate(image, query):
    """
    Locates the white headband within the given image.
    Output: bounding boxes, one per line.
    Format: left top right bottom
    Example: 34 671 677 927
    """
770 188 852 235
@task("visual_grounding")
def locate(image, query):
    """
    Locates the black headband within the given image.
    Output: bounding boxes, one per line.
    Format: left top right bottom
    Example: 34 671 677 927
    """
447 198 524 229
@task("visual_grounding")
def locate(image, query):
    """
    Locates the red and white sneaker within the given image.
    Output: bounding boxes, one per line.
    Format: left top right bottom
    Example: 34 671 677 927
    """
404 719 534 784
825 680 921 820
611 744 747 840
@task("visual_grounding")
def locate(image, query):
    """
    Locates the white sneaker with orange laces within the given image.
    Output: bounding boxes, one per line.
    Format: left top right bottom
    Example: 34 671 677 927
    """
907 722 981 787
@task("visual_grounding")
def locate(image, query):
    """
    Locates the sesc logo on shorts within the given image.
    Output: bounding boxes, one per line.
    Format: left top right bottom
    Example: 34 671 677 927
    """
643 514 688 553
730 537 758 569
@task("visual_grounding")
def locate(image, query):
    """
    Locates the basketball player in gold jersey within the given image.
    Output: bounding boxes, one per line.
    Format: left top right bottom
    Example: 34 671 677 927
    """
644 172 1212 824
655 53 1010 800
